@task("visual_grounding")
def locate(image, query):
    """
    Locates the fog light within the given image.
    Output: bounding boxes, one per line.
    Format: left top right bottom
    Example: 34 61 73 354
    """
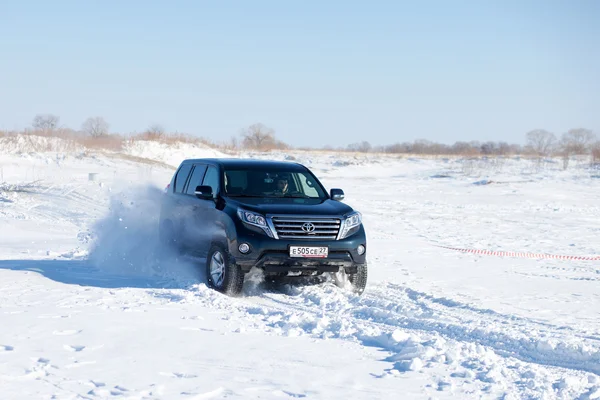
357 245 366 255
239 243 250 254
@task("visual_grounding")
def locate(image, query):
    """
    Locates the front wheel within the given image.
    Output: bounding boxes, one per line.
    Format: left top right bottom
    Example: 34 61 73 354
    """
206 244 245 296
333 264 368 295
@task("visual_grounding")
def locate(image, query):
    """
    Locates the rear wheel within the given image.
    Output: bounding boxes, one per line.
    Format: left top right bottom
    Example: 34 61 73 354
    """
206 244 245 296
333 264 368 295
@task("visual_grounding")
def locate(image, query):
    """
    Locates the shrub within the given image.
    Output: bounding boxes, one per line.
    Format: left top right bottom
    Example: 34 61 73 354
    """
76 134 124 151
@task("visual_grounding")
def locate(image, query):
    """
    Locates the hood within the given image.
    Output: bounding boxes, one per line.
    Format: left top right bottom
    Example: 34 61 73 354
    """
225 197 355 217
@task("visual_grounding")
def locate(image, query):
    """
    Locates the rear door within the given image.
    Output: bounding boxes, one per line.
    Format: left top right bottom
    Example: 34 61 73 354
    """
163 163 193 243
188 164 222 256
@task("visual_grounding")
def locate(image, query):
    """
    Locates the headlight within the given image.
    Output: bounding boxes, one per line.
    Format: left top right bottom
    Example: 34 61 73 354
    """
237 209 274 238
338 211 362 239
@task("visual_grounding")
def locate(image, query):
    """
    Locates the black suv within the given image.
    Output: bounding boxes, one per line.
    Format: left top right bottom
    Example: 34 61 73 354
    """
159 158 367 296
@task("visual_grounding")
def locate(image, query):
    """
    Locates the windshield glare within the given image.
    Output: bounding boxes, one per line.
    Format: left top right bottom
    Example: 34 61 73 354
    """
223 169 327 199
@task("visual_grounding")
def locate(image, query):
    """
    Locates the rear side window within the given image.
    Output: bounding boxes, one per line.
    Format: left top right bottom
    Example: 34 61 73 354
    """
185 164 208 195
174 164 192 193
202 166 219 197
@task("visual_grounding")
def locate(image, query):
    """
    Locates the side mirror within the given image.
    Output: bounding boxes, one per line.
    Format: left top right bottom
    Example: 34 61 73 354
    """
195 185 213 200
330 188 345 201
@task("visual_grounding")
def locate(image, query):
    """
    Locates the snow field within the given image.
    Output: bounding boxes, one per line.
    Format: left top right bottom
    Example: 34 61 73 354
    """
1 136 599 399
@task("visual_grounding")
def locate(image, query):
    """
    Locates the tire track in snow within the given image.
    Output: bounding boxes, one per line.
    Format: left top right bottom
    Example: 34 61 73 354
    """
250 282 600 376
240 289 542 396
386 283 597 338
365 283 600 374
18 257 596 398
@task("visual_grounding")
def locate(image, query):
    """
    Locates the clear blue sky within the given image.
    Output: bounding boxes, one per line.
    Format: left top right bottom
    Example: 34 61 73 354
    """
1 0 598 147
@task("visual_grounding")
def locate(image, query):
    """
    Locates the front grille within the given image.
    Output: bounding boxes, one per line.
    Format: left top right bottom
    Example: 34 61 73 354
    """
271 216 341 240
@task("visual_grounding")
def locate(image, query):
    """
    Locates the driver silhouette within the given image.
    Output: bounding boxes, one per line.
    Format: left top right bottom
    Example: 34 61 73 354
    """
275 177 289 195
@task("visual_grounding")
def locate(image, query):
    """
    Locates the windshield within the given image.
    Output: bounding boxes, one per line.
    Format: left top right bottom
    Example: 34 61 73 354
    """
223 168 327 199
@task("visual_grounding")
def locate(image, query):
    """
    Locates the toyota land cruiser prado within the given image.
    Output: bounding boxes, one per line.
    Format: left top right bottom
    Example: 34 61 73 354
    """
159 158 368 296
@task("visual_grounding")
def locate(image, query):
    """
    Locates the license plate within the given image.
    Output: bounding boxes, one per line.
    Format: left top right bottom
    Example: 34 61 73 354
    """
289 246 328 258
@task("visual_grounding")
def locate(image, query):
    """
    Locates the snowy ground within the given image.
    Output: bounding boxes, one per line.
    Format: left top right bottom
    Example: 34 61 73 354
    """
1 137 600 399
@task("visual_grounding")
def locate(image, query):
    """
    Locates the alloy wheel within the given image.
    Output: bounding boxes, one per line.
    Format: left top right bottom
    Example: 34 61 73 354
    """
209 250 225 287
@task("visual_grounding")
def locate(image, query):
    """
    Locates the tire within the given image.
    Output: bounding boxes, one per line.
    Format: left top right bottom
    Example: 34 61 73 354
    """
334 264 368 295
348 264 368 295
206 244 245 296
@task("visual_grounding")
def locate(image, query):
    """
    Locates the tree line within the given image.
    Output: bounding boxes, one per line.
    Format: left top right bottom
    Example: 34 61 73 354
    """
15 114 600 162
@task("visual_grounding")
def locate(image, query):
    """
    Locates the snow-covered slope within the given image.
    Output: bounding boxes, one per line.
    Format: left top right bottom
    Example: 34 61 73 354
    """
0 135 85 154
121 139 228 168
1 144 599 399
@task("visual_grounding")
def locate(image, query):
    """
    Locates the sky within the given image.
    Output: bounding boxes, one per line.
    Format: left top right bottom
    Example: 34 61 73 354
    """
1 0 599 148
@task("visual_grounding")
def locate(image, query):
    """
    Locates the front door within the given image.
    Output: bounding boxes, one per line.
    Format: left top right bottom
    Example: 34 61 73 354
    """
190 165 222 257
179 163 207 253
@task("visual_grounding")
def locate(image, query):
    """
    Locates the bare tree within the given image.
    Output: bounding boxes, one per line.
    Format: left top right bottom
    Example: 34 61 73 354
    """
559 128 596 155
347 141 372 153
81 117 109 137
592 141 600 166
412 139 434 154
526 129 556 157
228 136 239 150
557 128 595 170
145 124 165 140
240 123 276 150
450 141 474 156
480 141 498 155
497 142 512 156
384 143 411 154
32 114 60 131
507 143 523 155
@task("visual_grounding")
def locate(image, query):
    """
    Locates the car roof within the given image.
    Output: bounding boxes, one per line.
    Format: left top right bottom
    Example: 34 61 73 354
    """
180 158 308 171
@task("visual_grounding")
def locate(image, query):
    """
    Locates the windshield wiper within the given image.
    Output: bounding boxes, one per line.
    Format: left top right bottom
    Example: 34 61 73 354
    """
227 194 265 198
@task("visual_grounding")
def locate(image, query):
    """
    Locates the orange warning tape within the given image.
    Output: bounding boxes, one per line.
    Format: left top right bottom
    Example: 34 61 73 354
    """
434 245 600 261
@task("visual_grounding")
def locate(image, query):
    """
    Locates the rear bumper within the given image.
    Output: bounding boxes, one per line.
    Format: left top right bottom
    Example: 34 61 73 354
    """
228 223 367 274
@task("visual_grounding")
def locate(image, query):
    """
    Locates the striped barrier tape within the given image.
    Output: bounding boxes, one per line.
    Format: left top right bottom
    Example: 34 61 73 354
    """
434 245 600 261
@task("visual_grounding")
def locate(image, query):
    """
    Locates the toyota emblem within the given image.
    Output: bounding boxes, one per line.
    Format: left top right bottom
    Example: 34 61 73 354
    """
301 222 316 233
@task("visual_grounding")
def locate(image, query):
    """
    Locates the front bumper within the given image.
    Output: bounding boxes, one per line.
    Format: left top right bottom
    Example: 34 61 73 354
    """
228 223 367 274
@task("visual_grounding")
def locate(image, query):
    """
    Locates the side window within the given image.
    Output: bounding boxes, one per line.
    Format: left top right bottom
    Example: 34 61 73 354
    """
174 164 193 193
202 166 219 197
185 164 208 195
224 170 248 193
298 173 319 197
